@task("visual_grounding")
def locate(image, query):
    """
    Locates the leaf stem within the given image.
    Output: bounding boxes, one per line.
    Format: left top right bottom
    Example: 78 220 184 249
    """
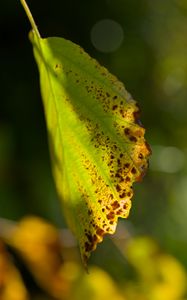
20 0 41 38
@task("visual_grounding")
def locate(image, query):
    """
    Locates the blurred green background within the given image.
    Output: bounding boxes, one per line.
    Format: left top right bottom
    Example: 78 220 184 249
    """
0 0 187 299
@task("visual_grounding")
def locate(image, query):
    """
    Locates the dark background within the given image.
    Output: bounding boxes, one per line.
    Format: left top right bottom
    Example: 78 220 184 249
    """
0 0 187 294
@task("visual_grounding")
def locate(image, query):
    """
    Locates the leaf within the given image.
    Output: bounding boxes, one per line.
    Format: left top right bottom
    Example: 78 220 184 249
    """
73 266 124 300
125 237 187 300
29 30 151 266
0 240 29 300
10 216 71 299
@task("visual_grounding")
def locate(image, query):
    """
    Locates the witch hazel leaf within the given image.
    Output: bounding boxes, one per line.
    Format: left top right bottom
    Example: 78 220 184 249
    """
29 29 150 266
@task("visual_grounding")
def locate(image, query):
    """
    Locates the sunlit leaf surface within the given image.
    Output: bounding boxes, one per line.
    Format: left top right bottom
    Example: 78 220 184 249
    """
29 31 150 265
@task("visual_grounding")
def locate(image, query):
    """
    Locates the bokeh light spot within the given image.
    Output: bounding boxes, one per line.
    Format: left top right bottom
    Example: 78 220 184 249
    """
90 19 124 53
150 145 185 173
163 75 183 96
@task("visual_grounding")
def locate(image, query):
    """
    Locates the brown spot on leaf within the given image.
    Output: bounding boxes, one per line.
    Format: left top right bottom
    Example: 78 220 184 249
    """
93 234 98 243
135 129 143 137
96 228 105 236
133 109 140 123
88 209 92 215
107 212 115 220
85 242 91 252
112 105 118 110
112 201 120 209
124 128 130 135
123 203 128 209
129 136 137 142
86 233 93 243
116 184 121 192
131 167 137 174
117 159 121 165
124 163 130 168
125 176 131 182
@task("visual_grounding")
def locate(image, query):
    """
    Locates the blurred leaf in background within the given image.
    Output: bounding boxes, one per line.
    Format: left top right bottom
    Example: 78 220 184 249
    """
124 236 187 300
0 217 186 299
0 239 29 300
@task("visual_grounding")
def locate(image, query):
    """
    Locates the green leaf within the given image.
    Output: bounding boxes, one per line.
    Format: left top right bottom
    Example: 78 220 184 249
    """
29 30 151 266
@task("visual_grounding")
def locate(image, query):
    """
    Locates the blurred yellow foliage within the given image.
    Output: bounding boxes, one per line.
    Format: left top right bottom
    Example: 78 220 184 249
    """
0 240 29 300
0 217 186 300
9 216 71 299
124 237 187 300
71 266 125 300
